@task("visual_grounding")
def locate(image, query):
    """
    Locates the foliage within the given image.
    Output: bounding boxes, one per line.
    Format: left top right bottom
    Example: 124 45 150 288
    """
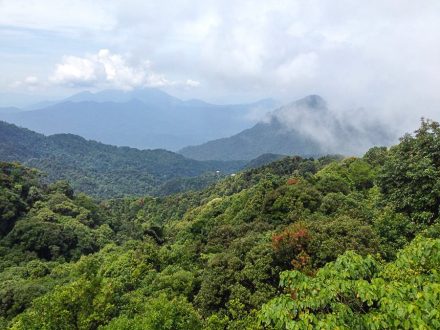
260 237 440 329
0 120 440 329
379 119 440 225
0 121 245 198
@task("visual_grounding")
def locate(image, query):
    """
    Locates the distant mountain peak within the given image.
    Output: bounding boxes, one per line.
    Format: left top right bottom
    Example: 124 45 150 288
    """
0 89 279 151
179 94 395 161
292 94 327 110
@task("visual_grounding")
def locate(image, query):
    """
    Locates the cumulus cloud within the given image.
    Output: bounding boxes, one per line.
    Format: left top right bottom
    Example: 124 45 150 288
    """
49 49 193 90
50 55 100 86
10 76 41 90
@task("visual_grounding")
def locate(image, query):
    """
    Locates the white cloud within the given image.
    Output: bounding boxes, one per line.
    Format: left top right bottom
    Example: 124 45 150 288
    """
50 55 99 86
275 52 318 85
49 49 183 90
10 76 40 90
186 79 201 87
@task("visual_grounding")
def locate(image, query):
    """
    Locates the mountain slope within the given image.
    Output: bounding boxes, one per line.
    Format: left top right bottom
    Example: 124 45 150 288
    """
179 118 322 161
0 121 245 197
0 88 277 150
179 95 395 161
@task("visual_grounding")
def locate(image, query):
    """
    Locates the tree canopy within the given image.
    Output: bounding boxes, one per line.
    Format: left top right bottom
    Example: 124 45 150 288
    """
0 120 440 329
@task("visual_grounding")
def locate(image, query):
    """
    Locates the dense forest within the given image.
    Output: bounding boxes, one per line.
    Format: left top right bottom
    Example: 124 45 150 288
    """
0 121 246 198
0 120 439 329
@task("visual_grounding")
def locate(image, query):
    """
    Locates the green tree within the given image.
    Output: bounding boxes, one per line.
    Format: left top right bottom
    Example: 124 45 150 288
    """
379 119 440 225
259 237 440 329
102 294 202 330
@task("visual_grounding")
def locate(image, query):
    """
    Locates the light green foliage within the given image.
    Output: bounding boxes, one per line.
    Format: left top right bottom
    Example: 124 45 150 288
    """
260 237 440 329
102 294 202 330
11 277 114 330
315 157 375 194
10 241 160 329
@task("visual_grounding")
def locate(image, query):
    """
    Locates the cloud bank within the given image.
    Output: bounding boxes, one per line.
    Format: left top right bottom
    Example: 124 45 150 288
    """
1 0 440 133
49 49 178 90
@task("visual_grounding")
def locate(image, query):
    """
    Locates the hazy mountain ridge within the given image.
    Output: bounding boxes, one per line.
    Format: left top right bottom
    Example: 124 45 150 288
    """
0 88 277 150
0 121 246 197
0 107 21 114
179 95 396 161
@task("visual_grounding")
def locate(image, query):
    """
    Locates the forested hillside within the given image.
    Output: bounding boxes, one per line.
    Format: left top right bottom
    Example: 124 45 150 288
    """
0 120 439 329
0 121 245 198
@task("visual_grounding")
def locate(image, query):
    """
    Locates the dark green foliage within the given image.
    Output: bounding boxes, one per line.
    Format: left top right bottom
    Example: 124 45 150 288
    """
307 215 380 267
0 121 246 198
3 182 112 261
244 153 287 169
0 163 40 237
363 146 388 167
379 119 440 224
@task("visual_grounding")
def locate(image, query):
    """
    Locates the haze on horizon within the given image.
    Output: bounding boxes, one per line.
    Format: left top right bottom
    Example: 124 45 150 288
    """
1 0 440 132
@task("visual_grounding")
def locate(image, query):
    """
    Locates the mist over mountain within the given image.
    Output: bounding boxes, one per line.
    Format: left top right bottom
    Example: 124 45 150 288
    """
179 95 396 161
0 107 21 114
0 88 277 151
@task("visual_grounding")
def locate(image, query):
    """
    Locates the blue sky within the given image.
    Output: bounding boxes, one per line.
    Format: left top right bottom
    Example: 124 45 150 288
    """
1 0 440 127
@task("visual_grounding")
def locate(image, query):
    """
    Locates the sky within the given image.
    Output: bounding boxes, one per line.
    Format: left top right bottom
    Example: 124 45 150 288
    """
1 0 440 128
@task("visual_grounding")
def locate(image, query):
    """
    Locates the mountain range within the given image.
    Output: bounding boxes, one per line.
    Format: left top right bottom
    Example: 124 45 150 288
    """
0 107 21 114
179 95 396 160
0 89 396 163
0 121 248 198
0 89 277 151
